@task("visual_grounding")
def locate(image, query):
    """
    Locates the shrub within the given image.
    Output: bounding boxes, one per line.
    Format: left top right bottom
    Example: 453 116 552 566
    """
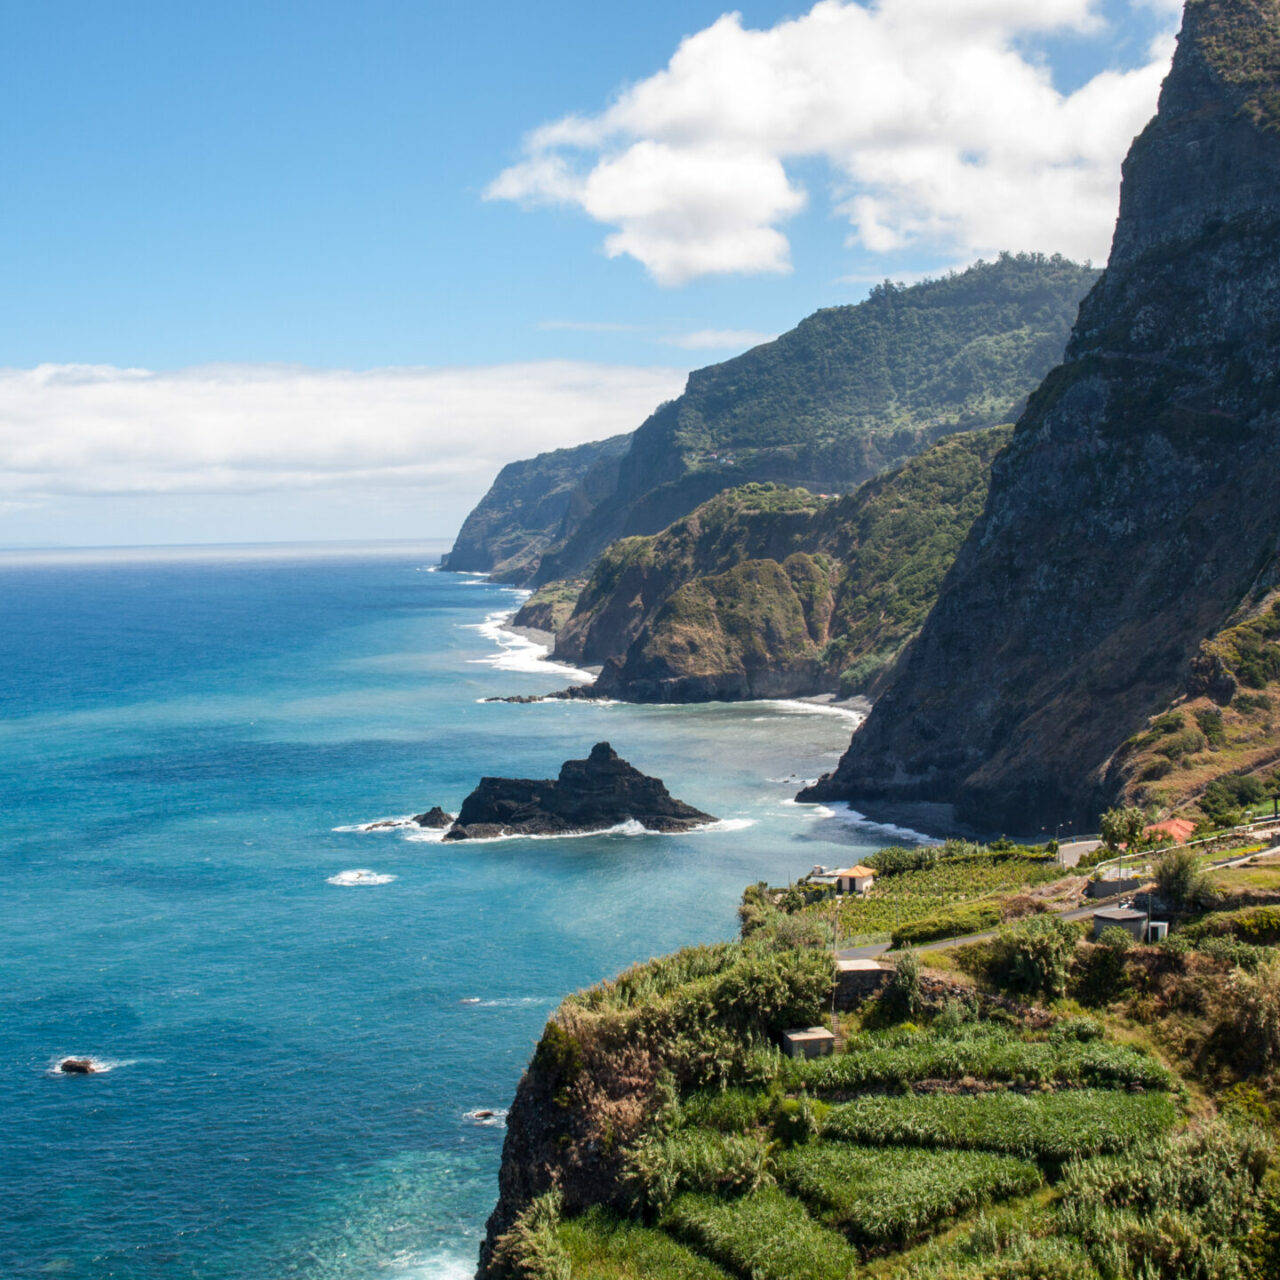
679 1087 773 1134
892 900 1002 948
1223 957 1280 1071
993 915 1082 999
881 950 924 1020
1153 846 1214 909
1195 706 1228 749
771 1094 829 1147
491 1190 571 1280
1185 905 1280 945
662 1188 860 1280
624 1130 773 1214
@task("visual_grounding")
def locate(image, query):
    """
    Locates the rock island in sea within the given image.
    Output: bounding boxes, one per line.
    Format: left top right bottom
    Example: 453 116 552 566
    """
444 741 716 841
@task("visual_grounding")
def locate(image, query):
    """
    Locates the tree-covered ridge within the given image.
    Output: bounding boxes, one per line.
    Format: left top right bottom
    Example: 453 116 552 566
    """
550 425 1009 703
445 255 1096 585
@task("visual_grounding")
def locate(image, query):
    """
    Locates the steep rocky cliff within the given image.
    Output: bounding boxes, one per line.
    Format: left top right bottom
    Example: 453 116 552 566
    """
446 256 1097 586
802 0 1280 833
550 427 1008 704
441 434 630 579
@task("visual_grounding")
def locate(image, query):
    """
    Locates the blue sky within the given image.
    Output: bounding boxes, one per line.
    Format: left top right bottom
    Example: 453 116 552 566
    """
0 0 1182 544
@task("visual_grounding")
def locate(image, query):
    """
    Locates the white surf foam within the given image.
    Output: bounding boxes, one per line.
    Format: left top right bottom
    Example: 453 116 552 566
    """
327 869 397 886
462 1107 509 1128
464 610 595 682
381 1248 477 1280
818 800 930 843
757 699 867 724
332 816 418 833
403 827 449 843
47 1055 136 1076
464 996 557 1009
691 817 755 834
439 816 735 845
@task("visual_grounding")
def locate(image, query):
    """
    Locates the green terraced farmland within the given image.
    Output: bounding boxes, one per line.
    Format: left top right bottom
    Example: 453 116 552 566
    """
775 1142 1041 1247
662 1187 860 1280
558 1208 733 1280
822 1089 1177 1161
787 1027 1171 1094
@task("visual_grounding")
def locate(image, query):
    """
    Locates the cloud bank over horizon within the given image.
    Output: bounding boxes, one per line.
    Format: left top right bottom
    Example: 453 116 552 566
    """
0 361 687 546
488 0 1178 284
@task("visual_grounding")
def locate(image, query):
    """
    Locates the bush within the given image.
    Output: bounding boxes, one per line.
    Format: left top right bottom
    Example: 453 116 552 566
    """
771 1095 829 1147
880 950 924 1020
624 1130 773 1214
1153 846 1214 909
892 900 1002 948
992 915 1082 999
1185 905 1280 945
491 1190 571 1280
679 1087 773 1133
1223 957 1280 1071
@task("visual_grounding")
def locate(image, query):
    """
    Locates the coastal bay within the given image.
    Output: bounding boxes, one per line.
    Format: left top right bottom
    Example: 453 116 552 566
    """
0 544 903 1280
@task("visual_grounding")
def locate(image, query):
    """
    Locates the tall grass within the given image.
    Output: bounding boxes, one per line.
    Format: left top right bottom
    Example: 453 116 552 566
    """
787 1027 1171 1093
822 1089 1177 1161
775 1142 1042 1247
557 1207 732 1280
662 1188 860 1280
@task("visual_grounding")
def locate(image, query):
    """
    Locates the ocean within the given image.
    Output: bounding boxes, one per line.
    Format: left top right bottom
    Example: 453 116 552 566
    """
0 542 908 1279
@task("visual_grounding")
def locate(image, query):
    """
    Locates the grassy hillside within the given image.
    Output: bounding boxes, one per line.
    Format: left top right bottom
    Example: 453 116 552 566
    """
549 425 1010 702
1111 590 1280 825
482 859 1280 1279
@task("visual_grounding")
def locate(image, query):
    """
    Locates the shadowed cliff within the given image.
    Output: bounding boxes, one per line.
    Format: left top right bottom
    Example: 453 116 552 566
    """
803 0 1280 832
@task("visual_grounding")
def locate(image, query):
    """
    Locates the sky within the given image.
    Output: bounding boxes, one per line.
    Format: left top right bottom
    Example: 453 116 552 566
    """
0 0 1183 546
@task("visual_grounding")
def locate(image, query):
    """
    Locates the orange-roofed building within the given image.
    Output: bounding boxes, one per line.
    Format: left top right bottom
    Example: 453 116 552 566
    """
1145 818 1196 844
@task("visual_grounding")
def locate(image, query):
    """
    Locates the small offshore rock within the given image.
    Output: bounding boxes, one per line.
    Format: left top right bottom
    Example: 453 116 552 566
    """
443 742 716 841
412 806 454 828
59 1058 95 1075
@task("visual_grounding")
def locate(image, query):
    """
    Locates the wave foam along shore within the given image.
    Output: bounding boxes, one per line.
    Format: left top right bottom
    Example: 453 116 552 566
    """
465 609 596 682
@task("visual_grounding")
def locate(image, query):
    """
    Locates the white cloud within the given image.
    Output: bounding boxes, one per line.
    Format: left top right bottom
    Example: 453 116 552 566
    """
0 361 686 540
663 329 778 350
487 0 1179 282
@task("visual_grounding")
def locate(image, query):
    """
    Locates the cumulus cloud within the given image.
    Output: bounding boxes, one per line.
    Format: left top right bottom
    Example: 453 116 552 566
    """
488 0 1178 283
0 361 685 519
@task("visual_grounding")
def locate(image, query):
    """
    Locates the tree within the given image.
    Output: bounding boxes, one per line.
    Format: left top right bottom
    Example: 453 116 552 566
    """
1100 806 1147 854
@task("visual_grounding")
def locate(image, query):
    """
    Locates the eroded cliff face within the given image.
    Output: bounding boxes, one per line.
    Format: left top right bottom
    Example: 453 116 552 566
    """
803 0 1280 832
550 429 1008 705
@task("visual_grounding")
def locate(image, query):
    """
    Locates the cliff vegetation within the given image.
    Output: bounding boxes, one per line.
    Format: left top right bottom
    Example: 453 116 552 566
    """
545 425 1009 703
448 256 1096 585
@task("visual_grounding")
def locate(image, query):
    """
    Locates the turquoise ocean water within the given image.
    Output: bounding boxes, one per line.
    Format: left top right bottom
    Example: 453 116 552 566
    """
0 543 906 1279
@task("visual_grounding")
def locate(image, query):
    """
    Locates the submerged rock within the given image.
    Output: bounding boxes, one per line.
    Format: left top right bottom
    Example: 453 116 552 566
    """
443 742 715 840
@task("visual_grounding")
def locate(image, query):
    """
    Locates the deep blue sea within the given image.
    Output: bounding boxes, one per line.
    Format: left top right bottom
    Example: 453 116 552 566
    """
0 542 904 1280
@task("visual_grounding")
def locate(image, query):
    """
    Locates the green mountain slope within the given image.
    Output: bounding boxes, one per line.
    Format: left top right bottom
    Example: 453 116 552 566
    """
446 255 1097 586
545 426 1009 703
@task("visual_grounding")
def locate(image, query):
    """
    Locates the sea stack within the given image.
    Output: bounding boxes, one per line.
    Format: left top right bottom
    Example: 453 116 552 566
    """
802 0 1280 832
444 742 716 840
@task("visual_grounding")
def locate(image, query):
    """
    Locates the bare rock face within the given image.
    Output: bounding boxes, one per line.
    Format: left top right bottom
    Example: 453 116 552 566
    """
803 0 1280 832
411 806 453 828
443 742 715 840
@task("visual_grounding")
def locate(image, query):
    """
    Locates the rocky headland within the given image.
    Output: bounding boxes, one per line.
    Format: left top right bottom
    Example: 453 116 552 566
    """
443 742 715 840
